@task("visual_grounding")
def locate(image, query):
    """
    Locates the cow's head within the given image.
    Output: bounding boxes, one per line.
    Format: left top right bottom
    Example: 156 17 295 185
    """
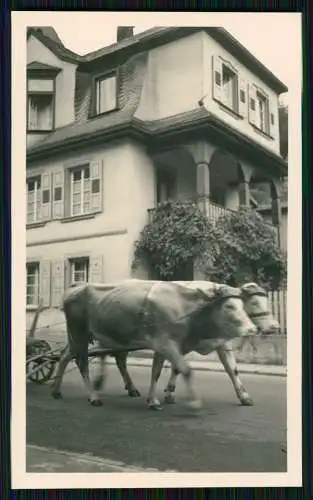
240 283 280 335
197 285 258 340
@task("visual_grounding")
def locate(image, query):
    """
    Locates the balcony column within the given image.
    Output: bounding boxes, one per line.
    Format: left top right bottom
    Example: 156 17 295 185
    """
271 181 282 247
238 180 250 206
196 162 210 214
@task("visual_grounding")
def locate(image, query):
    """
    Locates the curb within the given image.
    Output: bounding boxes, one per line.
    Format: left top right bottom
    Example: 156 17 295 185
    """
108 357 287 377
27 445 173 473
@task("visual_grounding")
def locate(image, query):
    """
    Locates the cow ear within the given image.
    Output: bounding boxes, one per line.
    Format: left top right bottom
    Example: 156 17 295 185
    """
241 283 267 297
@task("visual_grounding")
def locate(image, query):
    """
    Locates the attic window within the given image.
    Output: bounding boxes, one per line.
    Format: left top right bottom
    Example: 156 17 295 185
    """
27 78 55 132
95 74 117 115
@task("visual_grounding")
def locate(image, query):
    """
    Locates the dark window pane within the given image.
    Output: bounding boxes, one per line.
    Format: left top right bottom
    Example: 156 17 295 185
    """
240 90 246 103
84 167 90 179
73 170 81 182
92 179 100 193
250 98 255 111
270 113 275 125
42 189 50 203
54 187 62 201
28 180 35 191
215 71 221 86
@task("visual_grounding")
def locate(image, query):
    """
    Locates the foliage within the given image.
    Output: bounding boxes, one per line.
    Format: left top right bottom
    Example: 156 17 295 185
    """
133 199 217 279
133 202 286 289
279 104 288 160
204 207 287 290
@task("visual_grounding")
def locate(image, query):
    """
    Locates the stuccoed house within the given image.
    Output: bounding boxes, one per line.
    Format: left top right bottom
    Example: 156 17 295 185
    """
26 26 288 345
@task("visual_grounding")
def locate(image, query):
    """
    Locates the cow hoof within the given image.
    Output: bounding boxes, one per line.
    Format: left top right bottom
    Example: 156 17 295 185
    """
240 397 254 406
165 384 176 393
51 391 62 399
164 393 176 404
128 388 141 397
185 399 202 411
89 398 103 407
146 398 162 411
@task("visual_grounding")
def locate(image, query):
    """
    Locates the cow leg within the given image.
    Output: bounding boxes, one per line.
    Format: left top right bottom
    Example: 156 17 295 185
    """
92 355 107 391
51 344 73 399
146 353 166 410
115 352 141 397
163 367 179 404
216 346 254 406
154 340 202 411
76 351 103 406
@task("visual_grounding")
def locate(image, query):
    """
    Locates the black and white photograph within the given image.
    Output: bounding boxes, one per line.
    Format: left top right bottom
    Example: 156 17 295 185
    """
11 11 302 489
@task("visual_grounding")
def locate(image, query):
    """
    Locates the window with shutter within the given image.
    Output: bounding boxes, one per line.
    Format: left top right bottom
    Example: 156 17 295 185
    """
51 260 65 307
52 170 64 218
26 262 40 305
238 77 248 118
212 56 239 113
27 78 55 131
27 176 42 224
69 257 89 286
212 55 223 102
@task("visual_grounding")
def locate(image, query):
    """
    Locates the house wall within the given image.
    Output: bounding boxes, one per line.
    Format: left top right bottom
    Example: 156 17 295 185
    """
26 139 156 303
27 35 78 147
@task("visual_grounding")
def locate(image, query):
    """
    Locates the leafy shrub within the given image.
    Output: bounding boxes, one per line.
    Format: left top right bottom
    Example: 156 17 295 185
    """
133 201 287 289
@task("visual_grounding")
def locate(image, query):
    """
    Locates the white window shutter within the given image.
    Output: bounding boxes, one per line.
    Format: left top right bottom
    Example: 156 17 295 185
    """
238 77 248 118
51 259 65 307
212 55 223 102
52 170 65 218
90 160 102 212
40 260 51 306
248 83 257 126
269 102 277 139
41 173 52 220
89 255 103 283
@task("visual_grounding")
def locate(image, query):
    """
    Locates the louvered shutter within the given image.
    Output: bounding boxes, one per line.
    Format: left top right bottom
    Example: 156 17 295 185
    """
40 260 51 306
212 55 223 102
269 101 278 139
238 77 248 118
248 83 257 126
41 173 52 220
52 170 65 218
89 255 103 283
51 260 65 307
90 160 102 212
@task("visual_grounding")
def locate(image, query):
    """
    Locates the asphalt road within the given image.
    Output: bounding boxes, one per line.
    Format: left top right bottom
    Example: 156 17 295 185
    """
27 363 287 473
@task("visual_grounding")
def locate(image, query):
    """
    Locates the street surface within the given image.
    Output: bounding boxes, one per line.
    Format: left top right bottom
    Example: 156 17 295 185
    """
27 363 287 472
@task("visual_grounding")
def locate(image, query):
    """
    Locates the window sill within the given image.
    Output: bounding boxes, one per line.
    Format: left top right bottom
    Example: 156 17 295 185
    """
26 304 40 312
215 100 244 120
89 106 119 120
27 221 47 229
251 125 274 140
27 129 54 134
60 211 101 223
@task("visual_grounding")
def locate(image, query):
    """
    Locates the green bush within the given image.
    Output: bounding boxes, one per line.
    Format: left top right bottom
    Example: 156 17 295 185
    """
132 201 287 289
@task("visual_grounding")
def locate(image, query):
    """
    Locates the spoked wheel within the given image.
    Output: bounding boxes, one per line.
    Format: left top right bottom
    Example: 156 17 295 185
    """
26 339 57 384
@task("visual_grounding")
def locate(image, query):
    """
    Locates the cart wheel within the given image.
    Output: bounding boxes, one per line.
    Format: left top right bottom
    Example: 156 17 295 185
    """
27 339 56 384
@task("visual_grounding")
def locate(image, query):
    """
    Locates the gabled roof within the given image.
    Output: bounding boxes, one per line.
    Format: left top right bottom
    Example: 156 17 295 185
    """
27 26 287 94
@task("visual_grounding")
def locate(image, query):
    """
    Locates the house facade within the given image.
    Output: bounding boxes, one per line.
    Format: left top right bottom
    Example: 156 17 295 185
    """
26 26 288 313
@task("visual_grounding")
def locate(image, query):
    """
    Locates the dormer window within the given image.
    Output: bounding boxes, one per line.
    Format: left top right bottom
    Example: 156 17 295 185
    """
95 73 117 115
27 78 55 132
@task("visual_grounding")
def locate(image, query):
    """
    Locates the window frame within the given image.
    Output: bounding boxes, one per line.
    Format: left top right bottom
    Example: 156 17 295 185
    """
27 76 56 133
26 261 40 306
69 257 90 287
27 175 42 224
91 70 119 117
214 57 240 115
255 89 270 135
69 164 92 217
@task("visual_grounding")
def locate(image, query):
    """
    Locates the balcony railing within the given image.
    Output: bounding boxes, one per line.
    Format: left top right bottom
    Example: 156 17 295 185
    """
147 198 233 224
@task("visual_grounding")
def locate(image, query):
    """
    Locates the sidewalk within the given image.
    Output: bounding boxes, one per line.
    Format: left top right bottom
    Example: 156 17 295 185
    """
27 445 167 473
109 355 287 377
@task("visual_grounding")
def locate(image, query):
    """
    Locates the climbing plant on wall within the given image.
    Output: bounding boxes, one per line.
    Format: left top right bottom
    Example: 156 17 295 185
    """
133 201 287 289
